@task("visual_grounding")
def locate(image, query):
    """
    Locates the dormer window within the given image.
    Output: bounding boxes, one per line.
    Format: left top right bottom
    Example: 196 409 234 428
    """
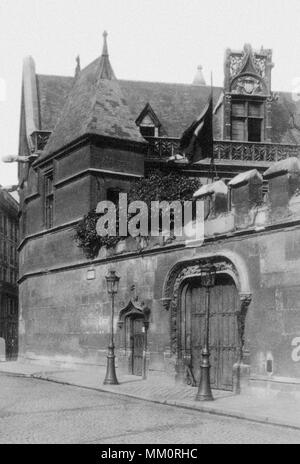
139 123 157 138
136 103 161 139
223 45 273 142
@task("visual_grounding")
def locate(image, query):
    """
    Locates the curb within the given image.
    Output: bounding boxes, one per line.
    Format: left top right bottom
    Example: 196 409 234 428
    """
1 369 300 432
32 372 300 432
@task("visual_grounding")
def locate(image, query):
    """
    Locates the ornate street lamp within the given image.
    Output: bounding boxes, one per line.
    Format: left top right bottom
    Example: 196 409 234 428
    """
195 263 217 401
104 270 120 385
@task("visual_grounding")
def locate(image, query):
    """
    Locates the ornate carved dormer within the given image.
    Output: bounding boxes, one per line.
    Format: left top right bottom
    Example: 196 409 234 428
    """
223 44 274 142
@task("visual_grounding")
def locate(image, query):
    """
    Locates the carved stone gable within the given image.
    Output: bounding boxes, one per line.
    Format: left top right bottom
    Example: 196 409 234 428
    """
224 44 273 96
223 43 274 142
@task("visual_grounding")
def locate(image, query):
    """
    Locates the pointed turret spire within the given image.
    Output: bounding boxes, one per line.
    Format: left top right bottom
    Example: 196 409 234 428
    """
75 55 81 79
102 30 109 56
192 65 206 86
98 30 116 80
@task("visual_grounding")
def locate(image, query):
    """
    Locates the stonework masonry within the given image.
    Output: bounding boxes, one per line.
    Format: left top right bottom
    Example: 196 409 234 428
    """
18 158 300 393
16 40 300 395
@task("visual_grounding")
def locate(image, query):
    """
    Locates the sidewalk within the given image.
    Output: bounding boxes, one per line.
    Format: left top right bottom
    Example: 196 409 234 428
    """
1 360 300 431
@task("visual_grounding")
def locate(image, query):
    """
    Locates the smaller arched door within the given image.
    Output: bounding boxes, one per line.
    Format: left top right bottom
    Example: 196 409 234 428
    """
126 316 144 376
118 298 150 377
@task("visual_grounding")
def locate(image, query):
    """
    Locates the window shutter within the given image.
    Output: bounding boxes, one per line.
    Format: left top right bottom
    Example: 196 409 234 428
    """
249 102 262 118
231 119 245 140
232 102 245 117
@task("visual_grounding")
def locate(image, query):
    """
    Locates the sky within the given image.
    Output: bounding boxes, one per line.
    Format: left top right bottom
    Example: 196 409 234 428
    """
1 0 300 186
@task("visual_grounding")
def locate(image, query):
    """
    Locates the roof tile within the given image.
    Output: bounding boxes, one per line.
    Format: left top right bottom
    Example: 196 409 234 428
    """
41 58 144 157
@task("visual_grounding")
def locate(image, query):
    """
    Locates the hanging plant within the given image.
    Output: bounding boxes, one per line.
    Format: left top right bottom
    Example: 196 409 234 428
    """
74 168 201 258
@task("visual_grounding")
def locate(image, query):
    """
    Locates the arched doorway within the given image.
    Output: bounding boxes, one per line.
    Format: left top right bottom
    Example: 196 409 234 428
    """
180 274 239 391
161 252 252 393
127 316 144 376
117 298 150 378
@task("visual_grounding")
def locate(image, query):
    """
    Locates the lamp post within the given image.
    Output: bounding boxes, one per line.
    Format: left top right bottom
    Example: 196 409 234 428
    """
104 270 120 385
142 306 151 380
195 263 217 401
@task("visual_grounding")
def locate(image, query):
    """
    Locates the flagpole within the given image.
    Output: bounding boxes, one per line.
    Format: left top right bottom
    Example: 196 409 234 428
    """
210 71 215 183
209 71 218 182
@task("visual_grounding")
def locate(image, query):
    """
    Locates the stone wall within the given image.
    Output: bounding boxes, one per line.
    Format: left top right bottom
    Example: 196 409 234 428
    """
18 158 300 391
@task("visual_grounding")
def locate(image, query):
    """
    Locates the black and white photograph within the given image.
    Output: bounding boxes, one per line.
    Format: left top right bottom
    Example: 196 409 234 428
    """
1 0 300 448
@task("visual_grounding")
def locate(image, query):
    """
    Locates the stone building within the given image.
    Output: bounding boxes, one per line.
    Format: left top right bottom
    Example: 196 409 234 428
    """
0 190 18 360
17 34 300 395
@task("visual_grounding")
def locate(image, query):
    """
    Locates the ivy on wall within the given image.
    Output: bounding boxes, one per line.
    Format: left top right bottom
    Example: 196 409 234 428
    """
74 168 201 259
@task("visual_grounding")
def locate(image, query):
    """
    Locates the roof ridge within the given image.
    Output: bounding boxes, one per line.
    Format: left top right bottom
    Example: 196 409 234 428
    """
34 75 300 96
37 73 74 79
119 78 222 88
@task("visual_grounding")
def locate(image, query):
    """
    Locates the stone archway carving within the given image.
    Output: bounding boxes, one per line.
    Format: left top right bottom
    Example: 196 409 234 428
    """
161 251 252 393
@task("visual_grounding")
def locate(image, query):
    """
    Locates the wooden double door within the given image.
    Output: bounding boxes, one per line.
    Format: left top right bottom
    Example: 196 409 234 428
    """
180 274 239 391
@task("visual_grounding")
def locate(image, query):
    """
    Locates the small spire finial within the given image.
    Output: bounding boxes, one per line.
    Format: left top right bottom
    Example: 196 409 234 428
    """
75 55 81 78
192 64 206 86
102 30 109 56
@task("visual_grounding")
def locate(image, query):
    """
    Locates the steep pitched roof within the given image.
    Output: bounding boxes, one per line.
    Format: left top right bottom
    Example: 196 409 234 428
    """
36 74 222 138
119 80 222 137
36 74 74 130
34 71 300 147
41 56 144 158
271 92 300 144
32 51 300 150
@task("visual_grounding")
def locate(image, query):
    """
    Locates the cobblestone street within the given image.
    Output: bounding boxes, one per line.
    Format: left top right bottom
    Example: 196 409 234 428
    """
0 373 299 444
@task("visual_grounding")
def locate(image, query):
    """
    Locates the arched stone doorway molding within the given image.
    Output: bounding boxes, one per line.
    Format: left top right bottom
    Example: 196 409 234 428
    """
117 297 151 379
161 251 252 393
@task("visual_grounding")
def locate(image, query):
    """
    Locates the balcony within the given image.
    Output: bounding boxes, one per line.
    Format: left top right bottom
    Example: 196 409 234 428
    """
213 140 300 163
146 137 300 163
146 137 181 159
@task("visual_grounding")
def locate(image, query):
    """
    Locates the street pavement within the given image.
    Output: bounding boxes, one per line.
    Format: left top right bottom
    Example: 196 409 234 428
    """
0 373 300 444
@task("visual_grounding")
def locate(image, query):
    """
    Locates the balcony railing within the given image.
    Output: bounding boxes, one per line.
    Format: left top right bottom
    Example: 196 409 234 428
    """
146 137 300 163
146 137 181 159
213 140 300 163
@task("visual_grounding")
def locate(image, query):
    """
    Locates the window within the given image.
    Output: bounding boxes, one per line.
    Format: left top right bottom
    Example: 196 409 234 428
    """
136 104 160 139
3 216 7 236
3 266 7 282
106 188 121 205
140 125 156 138
14 222 18 242
3 243 7 262
44 170 54 229
231 100 263 142
9 245 14 264
22 208 26 237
